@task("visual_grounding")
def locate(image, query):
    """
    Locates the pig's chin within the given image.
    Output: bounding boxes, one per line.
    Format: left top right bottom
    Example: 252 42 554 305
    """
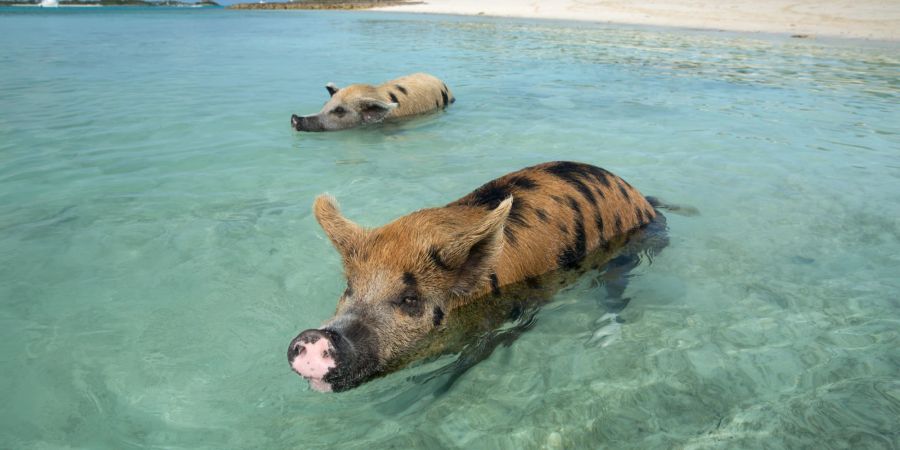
306 378 333 393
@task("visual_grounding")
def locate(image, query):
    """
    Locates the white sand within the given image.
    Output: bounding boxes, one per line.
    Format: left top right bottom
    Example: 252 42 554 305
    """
374 0 900 41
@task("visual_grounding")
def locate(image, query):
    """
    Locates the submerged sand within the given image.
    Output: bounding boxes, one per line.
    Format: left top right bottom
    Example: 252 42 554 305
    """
373 0 900 41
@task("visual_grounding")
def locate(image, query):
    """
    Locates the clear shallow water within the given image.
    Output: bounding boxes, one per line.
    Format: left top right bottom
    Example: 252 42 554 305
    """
1 7 899 449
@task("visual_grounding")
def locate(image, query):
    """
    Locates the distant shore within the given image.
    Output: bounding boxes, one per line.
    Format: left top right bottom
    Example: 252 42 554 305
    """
373 0 900 41
1 0 219 6
228 0 415 10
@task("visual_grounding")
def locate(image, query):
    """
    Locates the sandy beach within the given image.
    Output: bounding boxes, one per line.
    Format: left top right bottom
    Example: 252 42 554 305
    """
374 0 900 40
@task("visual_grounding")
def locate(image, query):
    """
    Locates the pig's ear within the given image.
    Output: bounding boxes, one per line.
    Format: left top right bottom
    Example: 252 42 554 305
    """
358 98 398 124
325 83 340 97
313 195 364 259
442 197 513 297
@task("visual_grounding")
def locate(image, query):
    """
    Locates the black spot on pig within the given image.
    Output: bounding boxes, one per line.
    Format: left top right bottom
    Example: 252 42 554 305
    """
403 272 417 287
557 196 586 270
489 273 501 297
507 175 538 190
594 211 605 237
432 306 444 326
618 182 631 201
544 162 597 206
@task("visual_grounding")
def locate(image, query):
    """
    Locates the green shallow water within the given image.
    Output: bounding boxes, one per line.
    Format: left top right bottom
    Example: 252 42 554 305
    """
1 8 899 449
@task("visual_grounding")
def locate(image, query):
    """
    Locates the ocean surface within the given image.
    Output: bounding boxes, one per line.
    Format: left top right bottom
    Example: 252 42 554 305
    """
1 7 898 449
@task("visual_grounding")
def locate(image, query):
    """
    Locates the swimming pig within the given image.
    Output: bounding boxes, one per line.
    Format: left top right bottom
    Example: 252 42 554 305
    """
290 72 455 132
288 161 664 392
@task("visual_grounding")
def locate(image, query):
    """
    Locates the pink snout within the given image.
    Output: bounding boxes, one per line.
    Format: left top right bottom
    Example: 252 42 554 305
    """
288 330 336 392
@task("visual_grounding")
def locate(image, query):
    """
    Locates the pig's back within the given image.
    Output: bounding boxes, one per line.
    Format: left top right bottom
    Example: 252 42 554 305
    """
450 161 656 286
378 73 454 118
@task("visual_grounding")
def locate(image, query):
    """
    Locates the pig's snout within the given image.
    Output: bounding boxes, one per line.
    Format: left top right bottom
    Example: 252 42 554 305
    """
288 329 338 392
289 318 380 392
290 114 325 132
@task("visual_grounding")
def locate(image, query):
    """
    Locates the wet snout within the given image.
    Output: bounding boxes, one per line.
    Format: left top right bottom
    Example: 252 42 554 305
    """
288 329 337 392
290 114 325 132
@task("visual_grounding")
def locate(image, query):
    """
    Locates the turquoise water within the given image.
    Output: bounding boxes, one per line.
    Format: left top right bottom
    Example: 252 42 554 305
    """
1 7 899 448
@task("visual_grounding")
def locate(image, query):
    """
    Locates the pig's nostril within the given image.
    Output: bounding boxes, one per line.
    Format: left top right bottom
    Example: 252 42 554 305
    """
288 340 306 361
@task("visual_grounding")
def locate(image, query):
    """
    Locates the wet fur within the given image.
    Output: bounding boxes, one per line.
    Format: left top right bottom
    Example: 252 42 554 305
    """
446 161 656 304
322 162 656 308
399 211 668 375
367 72 455 119
332 73 453 121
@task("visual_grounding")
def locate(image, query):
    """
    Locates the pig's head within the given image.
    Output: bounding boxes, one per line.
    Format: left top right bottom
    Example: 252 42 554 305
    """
290 83 398 132
288 195 513 392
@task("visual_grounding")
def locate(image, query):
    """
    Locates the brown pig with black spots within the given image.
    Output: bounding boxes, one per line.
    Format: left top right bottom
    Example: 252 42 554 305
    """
291 72 454 132
288 162 661 392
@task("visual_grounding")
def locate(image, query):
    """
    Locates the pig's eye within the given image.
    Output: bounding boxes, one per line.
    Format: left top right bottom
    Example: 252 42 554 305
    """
396 294 424 316
331 106 347 117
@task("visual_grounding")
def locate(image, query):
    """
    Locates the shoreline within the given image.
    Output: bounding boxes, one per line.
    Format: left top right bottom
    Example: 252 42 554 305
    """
227 0 415 10
372 0 900 41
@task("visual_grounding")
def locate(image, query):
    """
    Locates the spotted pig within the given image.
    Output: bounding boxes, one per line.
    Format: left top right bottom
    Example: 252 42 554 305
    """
290 72 455 132
288 161 659 392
